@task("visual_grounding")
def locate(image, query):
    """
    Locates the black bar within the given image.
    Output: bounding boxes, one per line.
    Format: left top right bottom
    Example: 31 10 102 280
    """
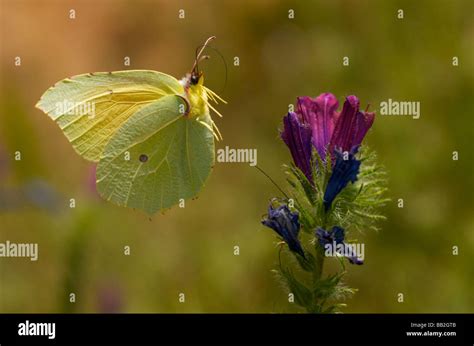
0 313 472 345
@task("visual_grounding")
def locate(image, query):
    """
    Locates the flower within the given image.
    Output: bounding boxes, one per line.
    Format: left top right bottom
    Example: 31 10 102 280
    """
281 93 374 170
329 95 375 154
296 93 339 160
316 226 363 265
261 202 305 258
323 146 361 210
281 112 313 182
281 94 373 211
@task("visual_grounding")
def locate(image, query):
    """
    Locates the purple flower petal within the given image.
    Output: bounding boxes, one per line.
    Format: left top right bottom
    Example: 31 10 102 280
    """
281 112 313 182
329 95 375 153
296 93 339 159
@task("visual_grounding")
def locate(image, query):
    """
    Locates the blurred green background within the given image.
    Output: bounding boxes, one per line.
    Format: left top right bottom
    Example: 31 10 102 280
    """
0 0 473 313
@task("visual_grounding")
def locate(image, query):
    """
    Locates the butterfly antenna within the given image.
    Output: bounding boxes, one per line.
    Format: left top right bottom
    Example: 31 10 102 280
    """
255 165 289 199
192 36 216 73
193 37 228 94
201 45 228 93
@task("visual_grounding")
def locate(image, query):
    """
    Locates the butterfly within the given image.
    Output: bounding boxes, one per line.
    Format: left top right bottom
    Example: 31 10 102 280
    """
36 36 225 215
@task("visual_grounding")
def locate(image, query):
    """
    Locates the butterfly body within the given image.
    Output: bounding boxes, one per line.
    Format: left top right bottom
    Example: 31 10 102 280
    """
182 75 209 119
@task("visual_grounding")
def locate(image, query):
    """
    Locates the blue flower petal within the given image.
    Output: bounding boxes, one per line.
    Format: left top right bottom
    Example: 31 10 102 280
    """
262 203 305 258
323 146 361 210
316 226 364 265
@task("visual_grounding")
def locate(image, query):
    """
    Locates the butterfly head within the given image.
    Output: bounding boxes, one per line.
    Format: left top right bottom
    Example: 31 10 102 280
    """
178 37 213 115
180 36 225 141
190 70 203 86
186 36 215 87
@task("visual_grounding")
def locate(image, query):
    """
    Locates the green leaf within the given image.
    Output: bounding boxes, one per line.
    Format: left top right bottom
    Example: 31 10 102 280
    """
289 164 317 205
312 272 343 300
295 250 316 272
327 146 389 233
280 267 313 309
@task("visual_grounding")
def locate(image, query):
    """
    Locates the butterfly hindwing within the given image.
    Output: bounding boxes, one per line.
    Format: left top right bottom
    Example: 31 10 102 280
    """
36 70 183 162
96 94 215 214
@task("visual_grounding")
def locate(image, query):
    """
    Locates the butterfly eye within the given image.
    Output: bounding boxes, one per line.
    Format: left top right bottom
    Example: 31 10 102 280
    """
190 73 200 85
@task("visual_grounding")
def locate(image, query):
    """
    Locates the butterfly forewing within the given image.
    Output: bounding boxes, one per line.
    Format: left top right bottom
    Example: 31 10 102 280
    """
36 70 183 162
